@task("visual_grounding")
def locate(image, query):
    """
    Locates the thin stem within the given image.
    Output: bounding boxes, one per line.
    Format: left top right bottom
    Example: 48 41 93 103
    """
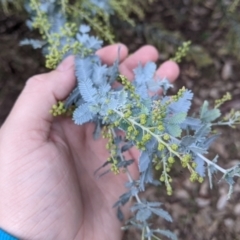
197 153 227 174
61 0 67 14
211 121 233 126
111 128 151 240
31 1 51 39
162 156 170 188
141 226 145 240
152 234 162 240
169 135 227 174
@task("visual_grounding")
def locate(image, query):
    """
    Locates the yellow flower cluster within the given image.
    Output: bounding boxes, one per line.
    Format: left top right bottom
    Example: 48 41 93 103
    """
172 86 187 102
49 101 66 116
30 0 51 36
214 92 232 109
46 23 92 69
189 172 203 183
152 102 166 125
102 127 120 174
50 101 75 117
171 41 191 63
117 75 140 104
181 154 191 168
29 0 95 69
159 172 173 195
179 154 204 183
228 0 240 12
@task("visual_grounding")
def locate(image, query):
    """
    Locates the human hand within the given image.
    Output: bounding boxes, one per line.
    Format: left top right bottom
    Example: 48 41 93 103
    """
0 44 179 240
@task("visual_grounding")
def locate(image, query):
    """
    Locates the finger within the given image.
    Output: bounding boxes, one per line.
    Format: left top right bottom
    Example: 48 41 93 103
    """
119 45 159 80
2 55 76 138
2 44 129 137
96 43 128 65
155 60 180 82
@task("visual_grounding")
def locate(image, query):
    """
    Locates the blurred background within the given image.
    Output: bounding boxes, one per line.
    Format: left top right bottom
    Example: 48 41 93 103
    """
0 0 240 239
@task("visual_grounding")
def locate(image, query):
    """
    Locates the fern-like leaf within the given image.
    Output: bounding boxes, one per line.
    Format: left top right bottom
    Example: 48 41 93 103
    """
139 151 151 172
139 162 154 191
181 117 202 130
79 24 91 33
134 62 156 85
136 208 152 222
64 86 81 108
169 90 193 113
92 63 108 86
193 156 206 177
150 208 172 222
79 77 97 102
200 101 221 123
168 112 187 125
73 103 93 125
75 56 93 82
20 39 46 49
147 77 173 94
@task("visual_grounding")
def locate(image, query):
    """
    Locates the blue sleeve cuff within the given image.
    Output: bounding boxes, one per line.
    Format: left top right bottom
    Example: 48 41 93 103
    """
0 228 19 240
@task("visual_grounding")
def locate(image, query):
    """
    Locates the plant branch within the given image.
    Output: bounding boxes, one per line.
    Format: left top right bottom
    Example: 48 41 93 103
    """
197 153 227 174
111 128 151 240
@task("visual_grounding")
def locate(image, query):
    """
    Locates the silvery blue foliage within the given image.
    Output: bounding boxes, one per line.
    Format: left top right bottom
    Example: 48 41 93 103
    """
121 141 134 152
208 155 219 174
23 1 62 52
148 77 173 95
194 124 211 139
22 0 103 58
50 38 239 238
126 180 140 196
201 134 220 149
113 191 132 210
139 162 154 191
164 112 187 137
77 25 103 52
131 201 172 222
180 136 197 150
73 103 93 125
133 62 173 99
169 89 193 114
181 117 202 130
88 0 114 14
72 54 128 125
39 1 55 12
22 2 68 55
133 62 156 99
194 156 206 177
139 138 157 172
49 12 67 32
200 101 221 123
139 151 151 173
20 39 46 49
24 0 63 32
64 87 82 108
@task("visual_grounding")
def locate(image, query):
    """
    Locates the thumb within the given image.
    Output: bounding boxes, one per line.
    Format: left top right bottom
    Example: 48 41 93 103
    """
2 56 75 138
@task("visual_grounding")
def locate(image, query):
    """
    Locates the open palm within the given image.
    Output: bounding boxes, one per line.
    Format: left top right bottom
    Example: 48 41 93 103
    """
0 44 179 240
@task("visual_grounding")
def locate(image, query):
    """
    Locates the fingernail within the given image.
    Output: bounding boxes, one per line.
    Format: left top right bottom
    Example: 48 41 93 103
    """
57 55 74 71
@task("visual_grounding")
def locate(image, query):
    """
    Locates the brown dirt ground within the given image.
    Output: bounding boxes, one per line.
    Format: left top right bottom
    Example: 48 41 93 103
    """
1 1 240 240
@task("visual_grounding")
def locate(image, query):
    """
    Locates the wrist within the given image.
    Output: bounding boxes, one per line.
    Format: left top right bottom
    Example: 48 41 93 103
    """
0 228 19 240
